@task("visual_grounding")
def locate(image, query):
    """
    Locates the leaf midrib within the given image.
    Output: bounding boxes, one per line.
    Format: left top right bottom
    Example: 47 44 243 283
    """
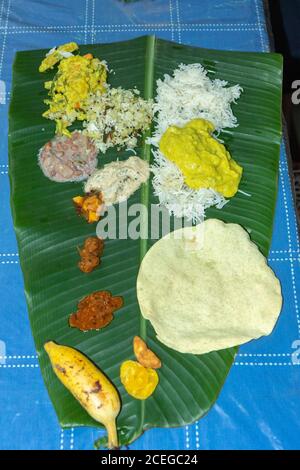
138 34 156 436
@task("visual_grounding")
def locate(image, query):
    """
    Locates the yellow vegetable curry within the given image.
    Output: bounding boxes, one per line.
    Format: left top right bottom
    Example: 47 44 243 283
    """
159 118 243 198
40 43 107 135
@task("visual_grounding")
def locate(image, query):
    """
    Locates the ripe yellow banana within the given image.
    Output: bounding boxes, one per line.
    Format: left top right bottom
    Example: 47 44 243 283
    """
44 341 121 448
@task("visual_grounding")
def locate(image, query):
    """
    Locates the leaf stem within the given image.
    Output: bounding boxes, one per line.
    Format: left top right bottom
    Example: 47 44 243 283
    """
137 35 156 437
139 35 155 340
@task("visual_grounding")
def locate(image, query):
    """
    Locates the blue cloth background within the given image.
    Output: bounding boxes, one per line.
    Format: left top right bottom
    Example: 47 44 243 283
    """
0 0 299 450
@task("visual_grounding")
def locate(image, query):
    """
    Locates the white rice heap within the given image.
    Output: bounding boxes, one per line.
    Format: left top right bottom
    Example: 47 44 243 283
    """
150 63 243 221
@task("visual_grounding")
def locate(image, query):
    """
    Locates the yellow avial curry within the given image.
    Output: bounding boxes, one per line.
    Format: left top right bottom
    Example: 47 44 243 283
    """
159 118 243 198
41 45 107 136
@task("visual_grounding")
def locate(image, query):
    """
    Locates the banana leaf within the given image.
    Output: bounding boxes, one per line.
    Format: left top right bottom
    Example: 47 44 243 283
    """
9 36 282 447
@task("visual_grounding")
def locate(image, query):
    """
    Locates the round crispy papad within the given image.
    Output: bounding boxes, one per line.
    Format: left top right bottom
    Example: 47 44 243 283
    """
137 219 282 354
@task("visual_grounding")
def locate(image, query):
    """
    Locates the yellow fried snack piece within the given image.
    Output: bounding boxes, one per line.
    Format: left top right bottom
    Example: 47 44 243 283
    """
120 360 159 400
44 341 121 448
39 42 79 72
159 118 243 198
133 336 161 369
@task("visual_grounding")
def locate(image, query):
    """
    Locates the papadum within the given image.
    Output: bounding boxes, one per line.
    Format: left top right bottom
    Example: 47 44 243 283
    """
137 219 282 354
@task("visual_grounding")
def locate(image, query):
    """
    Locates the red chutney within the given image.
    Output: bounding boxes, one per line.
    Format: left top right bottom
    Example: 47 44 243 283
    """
69 291 123 331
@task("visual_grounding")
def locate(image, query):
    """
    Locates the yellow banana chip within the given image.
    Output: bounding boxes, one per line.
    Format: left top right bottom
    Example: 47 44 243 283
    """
133 336 161 369
120 360 159 400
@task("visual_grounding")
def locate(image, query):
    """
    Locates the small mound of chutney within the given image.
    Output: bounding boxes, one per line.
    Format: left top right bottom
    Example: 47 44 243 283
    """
69 291 123 332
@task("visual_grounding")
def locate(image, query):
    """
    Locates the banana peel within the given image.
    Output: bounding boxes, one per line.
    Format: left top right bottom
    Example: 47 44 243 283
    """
44 341 121 448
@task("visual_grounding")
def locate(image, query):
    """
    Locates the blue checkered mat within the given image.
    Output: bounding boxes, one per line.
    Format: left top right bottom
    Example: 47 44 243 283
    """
0 0 299 450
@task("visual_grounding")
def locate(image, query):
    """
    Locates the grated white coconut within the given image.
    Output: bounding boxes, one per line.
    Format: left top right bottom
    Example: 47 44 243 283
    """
150 63 242 222
152 149 228 221
45 46 74 59
83 86 153 153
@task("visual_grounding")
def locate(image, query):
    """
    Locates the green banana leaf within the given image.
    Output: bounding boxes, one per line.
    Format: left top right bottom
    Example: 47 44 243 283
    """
9 36 282 447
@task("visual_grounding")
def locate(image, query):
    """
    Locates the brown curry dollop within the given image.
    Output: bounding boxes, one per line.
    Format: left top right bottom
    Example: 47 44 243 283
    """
69 291 123 331
78 236 104 273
